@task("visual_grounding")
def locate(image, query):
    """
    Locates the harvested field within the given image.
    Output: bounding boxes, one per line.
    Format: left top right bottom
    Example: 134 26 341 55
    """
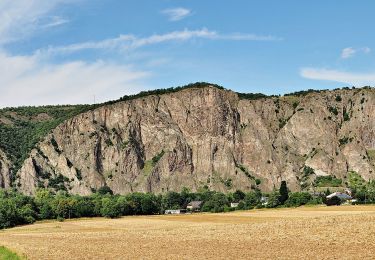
1 205 375 259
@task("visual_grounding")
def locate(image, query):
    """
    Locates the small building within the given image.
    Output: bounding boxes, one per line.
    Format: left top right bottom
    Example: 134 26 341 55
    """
326 192 352 201
260 196 269 206
165 209 186 215
230 202 239 208
186 201 203 212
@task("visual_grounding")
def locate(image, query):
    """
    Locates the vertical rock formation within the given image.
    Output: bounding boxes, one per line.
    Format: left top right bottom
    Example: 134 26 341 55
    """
0 149 11 189
9 86 375 195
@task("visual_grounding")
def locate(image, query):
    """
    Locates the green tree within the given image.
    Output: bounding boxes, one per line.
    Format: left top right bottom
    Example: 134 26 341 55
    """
233 190 245 202
140 193 160 215
267 191 281 208
51 196 78 219
202 192 228 213
284 192 312 207
0 198 17 229
244 191 261 208
100 197 122 218
35 189 54 219
162 191 182 210
279 181 289 204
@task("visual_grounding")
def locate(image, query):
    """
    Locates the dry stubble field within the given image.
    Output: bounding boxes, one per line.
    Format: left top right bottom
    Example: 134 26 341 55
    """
1 205 375 259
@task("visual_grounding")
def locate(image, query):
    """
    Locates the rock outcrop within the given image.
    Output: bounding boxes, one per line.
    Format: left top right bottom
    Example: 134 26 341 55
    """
12 86 375 195
0 149 11 189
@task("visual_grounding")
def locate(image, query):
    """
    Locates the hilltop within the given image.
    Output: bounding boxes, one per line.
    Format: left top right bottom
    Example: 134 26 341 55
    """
0 83 374 194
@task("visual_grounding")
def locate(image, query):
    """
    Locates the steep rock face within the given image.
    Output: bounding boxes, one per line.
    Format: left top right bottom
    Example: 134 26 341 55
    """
0 149 11 189
15 86 375 195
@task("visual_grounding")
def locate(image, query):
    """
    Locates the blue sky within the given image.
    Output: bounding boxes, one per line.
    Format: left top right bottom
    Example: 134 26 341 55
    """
1 1 375 107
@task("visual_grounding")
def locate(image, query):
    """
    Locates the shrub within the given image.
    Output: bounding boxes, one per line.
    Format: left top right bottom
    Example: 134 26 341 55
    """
100 197 122 218
328 106 339 115
285 192 312 207
202 192 228 213
325 196 341 206
343 112 350 121
314 176 342 187
162 191 182 210
233 190 245 202
244 191 261 208
266 191 281 208
97 186 113 195
0 198 18 229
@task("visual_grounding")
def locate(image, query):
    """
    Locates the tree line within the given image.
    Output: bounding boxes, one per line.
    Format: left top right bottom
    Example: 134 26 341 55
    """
2 175 375 229
0 182 321 229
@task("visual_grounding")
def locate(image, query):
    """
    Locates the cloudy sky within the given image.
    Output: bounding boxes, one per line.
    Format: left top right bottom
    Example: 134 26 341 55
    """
1 1 375 107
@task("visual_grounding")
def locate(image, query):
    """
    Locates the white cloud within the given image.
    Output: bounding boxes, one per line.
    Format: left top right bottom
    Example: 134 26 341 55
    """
0 0 74 44
41 16 70 28
162 8 191 21
0 51 149 107
300 67 375 86
341 47 371 59
0 1 283 107
211 33 282 41
341 47 356 59
41 28 281 56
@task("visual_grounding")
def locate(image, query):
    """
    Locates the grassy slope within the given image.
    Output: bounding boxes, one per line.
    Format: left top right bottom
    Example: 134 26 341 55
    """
0 246 22 260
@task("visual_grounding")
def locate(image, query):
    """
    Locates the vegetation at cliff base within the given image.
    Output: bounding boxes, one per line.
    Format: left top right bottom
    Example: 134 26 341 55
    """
2 176 375 230
0 181 319 230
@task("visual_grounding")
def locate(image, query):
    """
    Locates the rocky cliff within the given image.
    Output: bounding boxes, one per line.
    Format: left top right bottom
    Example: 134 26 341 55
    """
8 85 375 195
0 149 11 189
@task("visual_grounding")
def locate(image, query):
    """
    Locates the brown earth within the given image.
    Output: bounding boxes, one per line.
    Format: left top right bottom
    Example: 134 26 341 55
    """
1 205 375 259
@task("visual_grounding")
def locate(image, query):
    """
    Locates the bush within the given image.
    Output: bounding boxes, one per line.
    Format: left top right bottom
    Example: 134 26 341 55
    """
233 190 245 202
100 197 122 218
97 186 113 195
314 176 342 187
244 191 261 208
0 198 18 229
267 192 281 208
162 191 182 210
284 192 312 207
202 192 228 213
325 196 341 206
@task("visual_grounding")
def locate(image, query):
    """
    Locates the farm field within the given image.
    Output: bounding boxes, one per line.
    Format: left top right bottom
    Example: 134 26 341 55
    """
1 205 375 259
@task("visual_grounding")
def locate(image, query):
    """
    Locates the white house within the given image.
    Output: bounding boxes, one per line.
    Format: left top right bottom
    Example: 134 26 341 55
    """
165 209 186 214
